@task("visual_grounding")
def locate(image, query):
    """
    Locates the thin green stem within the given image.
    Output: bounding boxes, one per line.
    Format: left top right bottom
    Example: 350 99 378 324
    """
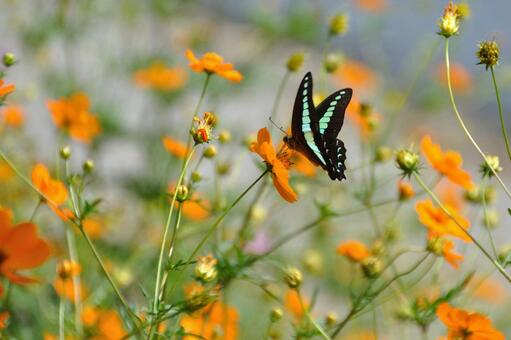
269 71 290 132
444 39 511 200
29 200 42 222
296 288 331 340
414 172 511 283
490 66 511 161
59 296 65 340
481 181 498 258
66 229 84 336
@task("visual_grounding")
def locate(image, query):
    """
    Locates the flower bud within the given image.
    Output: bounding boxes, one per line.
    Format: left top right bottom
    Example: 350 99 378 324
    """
286 52 305 72
216 162 230 176
191 171 202 182
438 3 460 38
329 13 349 36
194 255 218 283
483 209 499 229
203 145 217 159
283 266 302 288
361 256 382 278
323 53 343 74
56 260 80 280
59 146 72 160
498 245 511 265
301 249 323 275
175 184 189 202
480 155 502 178
395 149 420 176
325 312 338 326
83 159 95 173
398 180 415 200
374 146 393 163
476 40 499 70
270 308 283 322
183 290 218 313
2 53 16 67
427 237 444 256
249 204 267 222
371 240 385 257
218 130 232 144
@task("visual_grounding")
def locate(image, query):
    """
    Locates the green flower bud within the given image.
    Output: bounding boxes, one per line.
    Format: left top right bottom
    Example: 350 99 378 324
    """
194 255 217 282
395 149 420 176
218 130 232 144
325 312 338 326
323 53 343 73
203 145 217 158
483 209 499 229
59 146 72 160
270 308 283 322
175 184 189 202
480 155 502 178
286 52 305 72
375 146 393 163
83 159 95 173
361 256 382 279
329 13 349 36
2 53 16 67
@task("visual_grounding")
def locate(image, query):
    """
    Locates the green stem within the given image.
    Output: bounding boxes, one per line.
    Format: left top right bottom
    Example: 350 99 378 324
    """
297 288 332 340
29 200 42 222
235 179 268 246
66 229 83 336
269 71 290 132
59 296 65 340
444 39 511 200
414 172 511 283
490 66 511 161
481 181 498 258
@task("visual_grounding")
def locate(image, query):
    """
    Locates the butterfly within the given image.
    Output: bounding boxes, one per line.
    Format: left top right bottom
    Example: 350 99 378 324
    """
283 72 352 181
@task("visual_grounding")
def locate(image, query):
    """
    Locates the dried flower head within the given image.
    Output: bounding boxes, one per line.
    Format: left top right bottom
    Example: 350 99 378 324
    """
286 52 305 72
438 2 461 38
476 40 499 70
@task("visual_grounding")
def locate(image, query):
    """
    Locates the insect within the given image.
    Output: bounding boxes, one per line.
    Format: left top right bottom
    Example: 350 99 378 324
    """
283 72 352 181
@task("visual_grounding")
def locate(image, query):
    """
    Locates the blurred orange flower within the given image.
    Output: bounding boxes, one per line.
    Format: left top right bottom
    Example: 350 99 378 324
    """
416 199 471 242
335 60 377 92
180 302 239 340
0 80 15 98
336 240 371 262
470 277 507 304
0 161 14 182
398 180 415 200
54 260 87 303
185 49 243 83
0 207 51 284
162 136 187 158
436 303 504 340
2 105 24 127
421 135 474 190
355 0 387 12
134 62 187 91
251 127 297 203
47 92 101 143
438 182 464 212
292 152 317 177
182 198 210 221
429 235 463 269
81 307 127 340
346 97 381 138
0 311 8 329
284 289 308 320
82 218 103 239
436 63 473 94
31 163 71 220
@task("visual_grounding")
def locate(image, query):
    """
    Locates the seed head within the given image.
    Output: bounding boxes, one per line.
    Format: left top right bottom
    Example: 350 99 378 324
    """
476 40 499 70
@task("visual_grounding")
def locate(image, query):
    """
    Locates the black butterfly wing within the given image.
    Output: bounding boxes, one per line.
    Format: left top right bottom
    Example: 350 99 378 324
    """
314 88 352 181
290 72 329 168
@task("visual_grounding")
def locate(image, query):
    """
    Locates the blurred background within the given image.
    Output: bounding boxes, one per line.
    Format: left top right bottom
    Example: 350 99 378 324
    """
1 0 511 338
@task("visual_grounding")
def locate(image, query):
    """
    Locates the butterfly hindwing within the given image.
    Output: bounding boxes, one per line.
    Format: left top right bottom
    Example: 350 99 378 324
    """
291 72 327 167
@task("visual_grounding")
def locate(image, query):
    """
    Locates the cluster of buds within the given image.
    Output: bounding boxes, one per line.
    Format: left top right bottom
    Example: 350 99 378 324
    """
329 13 349 36
286 52 305 73
194 255 218 283
476 40 500 70
438 2 461 38
395 149 420 177
191 111 216 144
480 155 502 178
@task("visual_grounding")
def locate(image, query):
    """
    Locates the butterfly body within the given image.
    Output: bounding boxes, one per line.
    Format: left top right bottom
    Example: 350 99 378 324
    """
284 72 352 181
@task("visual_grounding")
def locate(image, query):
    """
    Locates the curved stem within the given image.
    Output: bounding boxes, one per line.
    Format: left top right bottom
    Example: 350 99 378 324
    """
490 66 511 161
414 172 511 283
444 39 511 200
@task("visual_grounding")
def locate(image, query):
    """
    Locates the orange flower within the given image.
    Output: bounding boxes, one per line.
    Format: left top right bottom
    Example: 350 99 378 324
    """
470 277 507 304
82 218 103 239
0 80 15 98
416 199 471 242
421 135 474 190
2 105 24 127
335 60 377 92
54 260 87 303
180 301 239 340
81 307 127 340
162 136 187 158
438 182 464 212
0 161 14 182
134 62 187 91
436 303 504 340
428 235 464 269
436 63 473 94
251 128 297 203
336 240 371 262
31 163 71 219
0 208 51 284
0 311 8 329
292 152 317 177
182 198 210 221
284 289 309 320
355 0 387 12
185 49 243 82
398 180 415 200
47 92 101 143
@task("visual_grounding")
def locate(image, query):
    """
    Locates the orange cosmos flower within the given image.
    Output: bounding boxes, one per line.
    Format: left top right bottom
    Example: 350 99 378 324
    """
2 105 24 127
470 277 507 305
284 289 309 320
251 127 297 203
0 80 15 98
0 207 51 284
336 240 371 262
436 63 473 94
428 234 464 269
47 92 101 143
436 303 504 340
398 180 415 200
134 62 187 91
81 307 127 340
162 136 188 159
421 135 474 190
54 260 87 303
335 60 377 92
31 163 71 220
416 199 471 242
82 218 103 239
180 301 239 340
182 198 210 221
185 49 243 83
355 0 387 12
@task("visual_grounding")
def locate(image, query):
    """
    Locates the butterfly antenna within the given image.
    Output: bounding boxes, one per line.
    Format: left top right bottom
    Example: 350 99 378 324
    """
268 116 287 135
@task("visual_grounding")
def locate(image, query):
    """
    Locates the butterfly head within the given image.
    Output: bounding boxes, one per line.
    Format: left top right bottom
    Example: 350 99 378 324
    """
283 135 296 150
